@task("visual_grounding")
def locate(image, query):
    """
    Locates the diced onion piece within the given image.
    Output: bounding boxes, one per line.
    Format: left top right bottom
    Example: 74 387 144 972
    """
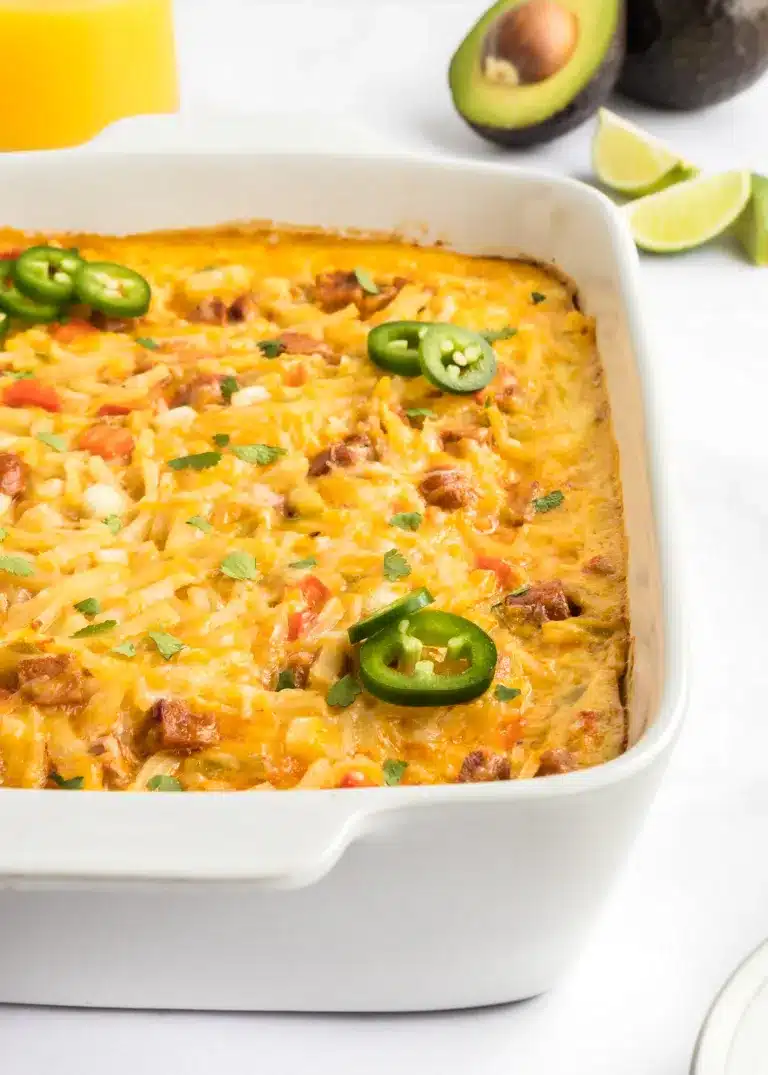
82 483 127 519
230 386 270 408
154 405 197 429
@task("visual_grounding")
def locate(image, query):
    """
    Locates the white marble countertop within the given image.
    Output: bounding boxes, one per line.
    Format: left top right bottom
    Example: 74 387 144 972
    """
4 1 768 1071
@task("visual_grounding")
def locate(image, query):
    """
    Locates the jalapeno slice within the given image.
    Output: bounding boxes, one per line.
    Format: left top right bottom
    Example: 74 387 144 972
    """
74 261 151 318
418 325 496 394
0 259 62 322
368 321 434 376
348 587 434 645
13 246 83 303
359 609 497 706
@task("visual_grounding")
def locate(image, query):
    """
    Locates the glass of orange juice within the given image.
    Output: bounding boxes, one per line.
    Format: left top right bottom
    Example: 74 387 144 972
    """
0 0 178 151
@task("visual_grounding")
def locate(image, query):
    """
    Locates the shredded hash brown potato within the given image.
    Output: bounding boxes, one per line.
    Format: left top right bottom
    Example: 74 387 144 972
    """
0 226 628 791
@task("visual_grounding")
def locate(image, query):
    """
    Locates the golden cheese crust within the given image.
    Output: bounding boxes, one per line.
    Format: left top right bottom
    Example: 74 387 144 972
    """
0 227 628 791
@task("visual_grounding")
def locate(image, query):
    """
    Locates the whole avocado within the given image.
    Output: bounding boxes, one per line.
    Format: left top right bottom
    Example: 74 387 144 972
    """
449 0 625 148
620 0 768 110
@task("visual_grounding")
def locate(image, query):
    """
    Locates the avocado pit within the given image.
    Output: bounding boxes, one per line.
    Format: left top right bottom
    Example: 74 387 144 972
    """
484 0 579 86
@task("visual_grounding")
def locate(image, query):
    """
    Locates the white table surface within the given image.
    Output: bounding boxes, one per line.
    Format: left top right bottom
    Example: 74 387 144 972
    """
4 1 768 1071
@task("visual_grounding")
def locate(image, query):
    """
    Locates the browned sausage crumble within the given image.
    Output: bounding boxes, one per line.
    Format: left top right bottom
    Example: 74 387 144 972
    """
150 698 219 752
458 749 511 782
308 434 376 477
0 452 27 497
504 580 577 625
311 271 407 318
16 654 89 707
419 467 476 511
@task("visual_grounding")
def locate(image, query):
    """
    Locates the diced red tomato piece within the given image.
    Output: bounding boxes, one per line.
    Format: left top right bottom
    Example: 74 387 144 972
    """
77 423 134 460
299 575 331 612
339 771 376 789
475 555 518 589
0 248 23 260
501 719 523 749
287 609 317 642
97 403 135 417
281 363 307 389
3 379 62 412
284 363 307 387
51 319 97 344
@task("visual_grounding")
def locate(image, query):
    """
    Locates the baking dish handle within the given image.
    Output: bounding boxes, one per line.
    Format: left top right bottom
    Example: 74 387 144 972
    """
0 789 396 890
83 109 392 154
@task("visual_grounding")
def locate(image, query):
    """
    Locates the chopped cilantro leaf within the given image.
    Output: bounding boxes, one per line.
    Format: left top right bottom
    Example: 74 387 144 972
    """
147 631 185 660
0 555 34 577
168 451 222 471
509 584 530 597
36 432 67 452
103 515 122 534
112 642 136 658
220 551 257 580
136 337 159 350
405 408 435 420
6 370 34 380
231 443 286 466
71 619 117 638
51 772 84 790
74 597 101 617
389 512 422 532
327 674 362 708
531 291 546 305
353 267 379 295
533 490 564 513
220 376 239 403
258 339 285 358
276 669 296 691
495 685 521 702
0 528 6 541
186 516 212 533
383 548 411 582
213 433 230 448
481 326 517 343
289 556 317 569
382 759 408 786
147 775 183 792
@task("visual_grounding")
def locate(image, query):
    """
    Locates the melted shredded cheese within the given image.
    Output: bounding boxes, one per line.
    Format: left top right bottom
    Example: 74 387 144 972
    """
0 227 627 791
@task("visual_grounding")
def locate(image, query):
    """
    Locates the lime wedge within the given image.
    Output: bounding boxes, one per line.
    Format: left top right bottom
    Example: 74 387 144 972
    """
738 174 768 266
593 109 697 196
623 170 752 253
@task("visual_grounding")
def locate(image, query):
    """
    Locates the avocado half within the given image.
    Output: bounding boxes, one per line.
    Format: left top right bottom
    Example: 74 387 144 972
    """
449 0 625 148
620 0 768 110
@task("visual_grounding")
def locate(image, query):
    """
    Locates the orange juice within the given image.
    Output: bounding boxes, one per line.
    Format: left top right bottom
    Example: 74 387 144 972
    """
0 0 178 150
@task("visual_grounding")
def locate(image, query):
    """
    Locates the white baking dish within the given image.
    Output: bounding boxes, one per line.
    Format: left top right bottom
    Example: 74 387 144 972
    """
0 148 685 1012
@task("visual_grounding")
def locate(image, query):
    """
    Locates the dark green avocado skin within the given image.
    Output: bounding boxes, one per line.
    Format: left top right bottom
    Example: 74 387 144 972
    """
620 0 768 110
460 8 625 149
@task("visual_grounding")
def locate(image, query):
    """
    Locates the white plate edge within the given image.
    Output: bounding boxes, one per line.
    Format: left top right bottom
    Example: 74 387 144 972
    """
693 939 768 1074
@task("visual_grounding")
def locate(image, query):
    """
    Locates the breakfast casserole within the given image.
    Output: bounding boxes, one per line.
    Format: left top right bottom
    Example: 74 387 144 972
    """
0 227 628 791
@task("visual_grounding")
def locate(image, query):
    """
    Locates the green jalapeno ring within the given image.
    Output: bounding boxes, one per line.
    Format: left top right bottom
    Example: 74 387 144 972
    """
74 261 151 318
418 325 497 394
348 587 435 645
13 246 83 304
0 259 63 323
367 321 434 376
359 609 497 707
